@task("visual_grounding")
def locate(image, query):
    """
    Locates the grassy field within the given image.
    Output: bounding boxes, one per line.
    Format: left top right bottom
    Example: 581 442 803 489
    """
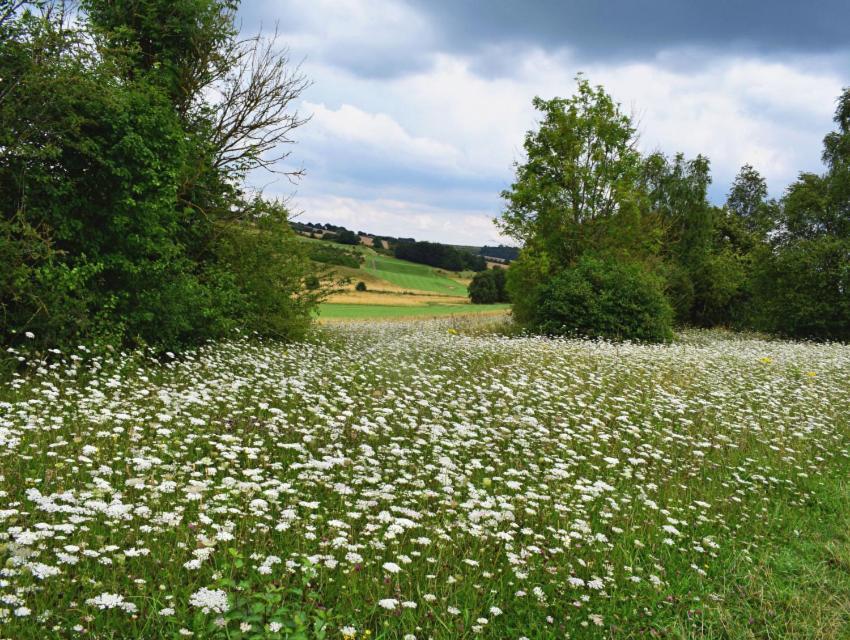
360 253 469 296
304 237 487 318
318 302 509 320
2 319 849 639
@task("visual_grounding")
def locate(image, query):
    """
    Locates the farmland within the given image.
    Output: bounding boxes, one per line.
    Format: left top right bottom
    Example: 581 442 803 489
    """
305 238 492 320
1 319 849 638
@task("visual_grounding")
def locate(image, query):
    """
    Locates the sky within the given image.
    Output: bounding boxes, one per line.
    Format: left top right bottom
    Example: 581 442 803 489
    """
239 0 850 245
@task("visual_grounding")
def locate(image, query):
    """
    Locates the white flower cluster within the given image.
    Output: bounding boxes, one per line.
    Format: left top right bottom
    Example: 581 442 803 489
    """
188 588 229 614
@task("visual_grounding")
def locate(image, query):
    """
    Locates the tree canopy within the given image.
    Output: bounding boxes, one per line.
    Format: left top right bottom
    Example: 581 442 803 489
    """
0 0 319 350
501 77 850 342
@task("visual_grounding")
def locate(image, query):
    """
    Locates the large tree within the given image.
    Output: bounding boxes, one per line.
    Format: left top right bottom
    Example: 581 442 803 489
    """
500 78 670 339
750 88 850 340
500 77 649 266
0 1 317 349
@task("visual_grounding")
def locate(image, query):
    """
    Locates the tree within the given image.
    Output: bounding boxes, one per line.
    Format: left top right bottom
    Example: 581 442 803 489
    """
500 77 647 266
501 78 668 340
749 88 850 340
727 164 769 234
0 1 318 350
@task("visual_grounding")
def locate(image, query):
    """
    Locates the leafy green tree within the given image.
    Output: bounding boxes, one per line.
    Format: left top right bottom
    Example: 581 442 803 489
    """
468 269 508 304
727 164 772 235
501 78 668 340
0 1 317 350
468 272 497 304
500 77 648 266
749 89 850 340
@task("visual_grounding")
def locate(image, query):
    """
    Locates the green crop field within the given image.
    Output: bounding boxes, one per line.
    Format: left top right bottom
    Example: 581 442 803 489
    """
361 254 468 295
299 235 472 296
318 302 509 320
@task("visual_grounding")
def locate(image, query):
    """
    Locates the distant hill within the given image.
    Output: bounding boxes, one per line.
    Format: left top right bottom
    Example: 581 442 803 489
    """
291 220 520 264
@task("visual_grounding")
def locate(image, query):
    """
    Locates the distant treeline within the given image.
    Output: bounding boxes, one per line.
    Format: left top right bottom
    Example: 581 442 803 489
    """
394 241 487 272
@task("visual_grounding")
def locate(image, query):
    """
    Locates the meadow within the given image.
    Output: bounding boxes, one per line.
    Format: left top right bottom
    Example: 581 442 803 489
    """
1 319 849 639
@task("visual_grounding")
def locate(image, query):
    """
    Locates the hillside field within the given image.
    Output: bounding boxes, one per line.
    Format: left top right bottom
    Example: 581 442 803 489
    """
2 318 850 638
302 236 496 320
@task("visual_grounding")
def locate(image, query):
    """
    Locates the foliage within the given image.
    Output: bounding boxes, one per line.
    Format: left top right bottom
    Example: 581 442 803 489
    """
503 78 850 341
355 281 367 292
746 88 850 340
395 240 486 272
500 78 666 339
468 268 508 304
529 256 673 342
500 77 649 266
334 229 360 245
307 243 363 269
212 201 323 341
0 1 316 351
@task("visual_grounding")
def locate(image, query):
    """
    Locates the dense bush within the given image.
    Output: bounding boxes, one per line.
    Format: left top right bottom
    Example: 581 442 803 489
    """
468 268 508 304
307 243 363 268
530 257 673 343
355 281 367 292
0 1 319 351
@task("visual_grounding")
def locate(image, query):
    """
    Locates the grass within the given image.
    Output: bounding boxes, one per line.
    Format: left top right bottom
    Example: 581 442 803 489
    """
361 253 469 295
318 302 509 320
1 319 849 639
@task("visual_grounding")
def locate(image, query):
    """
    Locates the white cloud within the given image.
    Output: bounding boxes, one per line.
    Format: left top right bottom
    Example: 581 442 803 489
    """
303 102 464 172
244 5 849 243
291 194 511 246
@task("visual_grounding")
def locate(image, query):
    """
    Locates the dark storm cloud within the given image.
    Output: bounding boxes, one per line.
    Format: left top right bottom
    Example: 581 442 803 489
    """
239 0 849 79
418 0 850 59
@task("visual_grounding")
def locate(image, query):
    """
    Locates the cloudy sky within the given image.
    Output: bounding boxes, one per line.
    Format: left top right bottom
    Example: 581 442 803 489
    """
240 0 850 245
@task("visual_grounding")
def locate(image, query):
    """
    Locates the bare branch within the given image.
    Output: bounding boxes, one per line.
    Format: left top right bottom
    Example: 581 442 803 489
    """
205 26 311 182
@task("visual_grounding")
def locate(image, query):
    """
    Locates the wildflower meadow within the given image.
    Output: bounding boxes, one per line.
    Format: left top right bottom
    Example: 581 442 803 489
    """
1 319 849 638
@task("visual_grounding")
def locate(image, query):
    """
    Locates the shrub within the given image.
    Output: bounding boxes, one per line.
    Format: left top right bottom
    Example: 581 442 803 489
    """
212 205 323 341
308 243 363 268
468 268 508 304
531 256 673 343
355 281 367 292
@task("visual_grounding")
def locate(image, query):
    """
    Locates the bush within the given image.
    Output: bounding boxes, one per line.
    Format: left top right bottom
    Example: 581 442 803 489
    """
308 243 363 268
335 229 360 245
468 269 508 304
212 204 323 341
530 256 673 343
355 281 367 292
